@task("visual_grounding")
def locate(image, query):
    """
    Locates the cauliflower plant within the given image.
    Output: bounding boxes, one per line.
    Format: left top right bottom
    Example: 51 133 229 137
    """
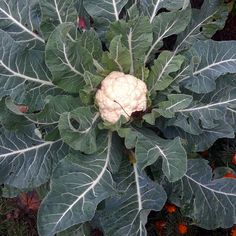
95 71 147 124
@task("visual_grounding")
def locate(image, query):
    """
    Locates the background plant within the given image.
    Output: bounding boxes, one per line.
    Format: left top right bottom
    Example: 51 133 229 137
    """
0 0 236 235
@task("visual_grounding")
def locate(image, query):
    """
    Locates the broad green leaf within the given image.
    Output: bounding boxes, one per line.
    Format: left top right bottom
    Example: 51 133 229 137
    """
38 133 116 236
109 17 152 77
147 51 185 94
177 76 236 131
103 35 131 73
158 76 236 151
144 9 191 64
144 94 193 124
0 125 68 188
100 159 166 236
135 130 187 182
156 94 193 119
0 30 58 110
170 159 236 229
83 0 128 25
180 40 236 93
162 120 234 152
0 0 45 49
58 106 100 154
45 23 95 93
39 0 77 39
138 0 189 23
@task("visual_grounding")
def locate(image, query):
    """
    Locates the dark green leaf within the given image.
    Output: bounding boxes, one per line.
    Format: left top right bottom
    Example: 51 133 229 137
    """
38 133 116 236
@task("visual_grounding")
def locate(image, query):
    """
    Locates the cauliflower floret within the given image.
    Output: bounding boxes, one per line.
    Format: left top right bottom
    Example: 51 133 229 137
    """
95 71 147 124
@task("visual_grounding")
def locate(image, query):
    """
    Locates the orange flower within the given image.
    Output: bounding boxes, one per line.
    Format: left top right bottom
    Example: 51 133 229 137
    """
231 154 236 165
231 226 236 236
155 220 167 232
178 223 188 235
165 203 177 214
223 172 236 179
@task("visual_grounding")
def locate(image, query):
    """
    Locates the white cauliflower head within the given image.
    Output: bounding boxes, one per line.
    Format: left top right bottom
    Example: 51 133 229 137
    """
95 71 147 124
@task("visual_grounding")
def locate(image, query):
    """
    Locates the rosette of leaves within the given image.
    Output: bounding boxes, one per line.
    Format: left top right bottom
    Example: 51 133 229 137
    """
0 0 236 235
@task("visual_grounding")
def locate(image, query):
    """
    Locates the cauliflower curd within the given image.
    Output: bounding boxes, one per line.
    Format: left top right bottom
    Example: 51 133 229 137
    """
95 71 147 124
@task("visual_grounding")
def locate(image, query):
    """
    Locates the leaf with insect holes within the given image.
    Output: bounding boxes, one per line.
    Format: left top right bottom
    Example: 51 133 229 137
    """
0 125 68 188
0 0 45 49
100 158 167 236
45 23 96 93
170 159 236 229
135 129 187 182
0 30 59 110
39 0 77 39
58 106 100 154
38 132 117 236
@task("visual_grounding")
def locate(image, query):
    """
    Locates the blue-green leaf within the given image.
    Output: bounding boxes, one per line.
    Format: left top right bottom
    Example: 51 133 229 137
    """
0 125 68 188
180 40 236 93
38 132 116 236
100 159 166 236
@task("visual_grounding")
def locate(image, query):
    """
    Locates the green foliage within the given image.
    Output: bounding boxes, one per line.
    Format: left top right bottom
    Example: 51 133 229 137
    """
0 0 236 235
